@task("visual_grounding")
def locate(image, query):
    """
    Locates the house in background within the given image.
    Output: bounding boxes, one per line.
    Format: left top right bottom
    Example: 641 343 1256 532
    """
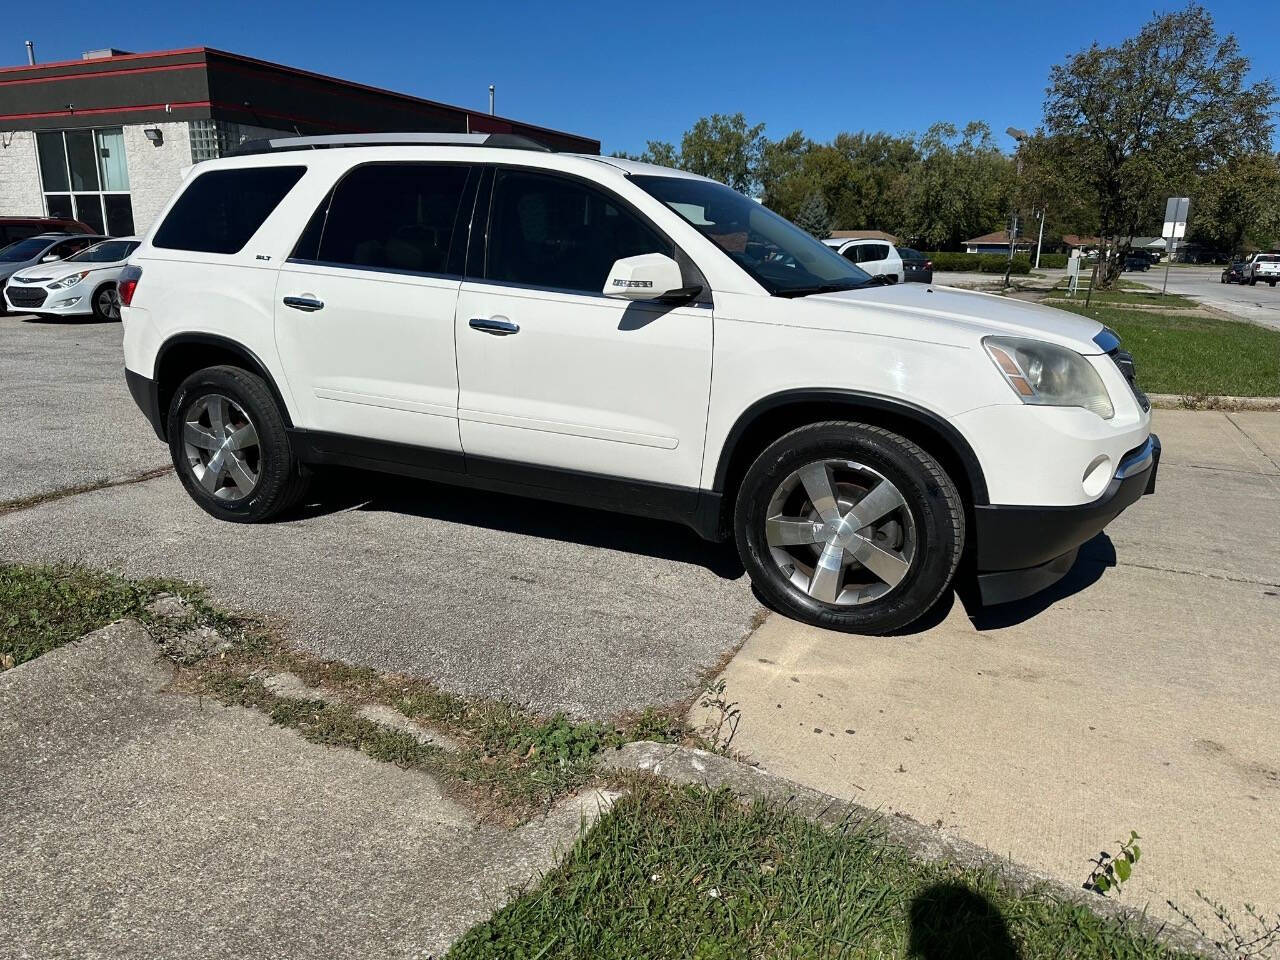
962 230 1037 255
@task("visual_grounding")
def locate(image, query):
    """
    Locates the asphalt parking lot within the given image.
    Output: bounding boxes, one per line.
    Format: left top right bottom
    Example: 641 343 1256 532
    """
1131 264 1280 331
0 313 762 719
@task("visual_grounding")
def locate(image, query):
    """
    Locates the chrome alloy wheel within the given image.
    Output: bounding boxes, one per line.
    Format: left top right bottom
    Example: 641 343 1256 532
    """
764 460 916 606
182 394 261 501
97 286 121 320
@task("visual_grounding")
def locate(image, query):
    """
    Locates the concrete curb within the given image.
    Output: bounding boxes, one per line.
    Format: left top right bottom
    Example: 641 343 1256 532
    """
604 741 1216 957
1149 394 1280 411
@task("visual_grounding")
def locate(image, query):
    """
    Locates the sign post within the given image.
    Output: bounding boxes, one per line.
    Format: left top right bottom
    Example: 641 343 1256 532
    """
1161 197 1190 296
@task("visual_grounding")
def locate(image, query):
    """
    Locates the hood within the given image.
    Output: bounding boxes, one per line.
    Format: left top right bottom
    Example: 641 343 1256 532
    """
811 282 1106 353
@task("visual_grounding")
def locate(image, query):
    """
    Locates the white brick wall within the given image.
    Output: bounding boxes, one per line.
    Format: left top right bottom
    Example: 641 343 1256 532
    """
123 121 193 234
0 132 44 216
2 121 300 234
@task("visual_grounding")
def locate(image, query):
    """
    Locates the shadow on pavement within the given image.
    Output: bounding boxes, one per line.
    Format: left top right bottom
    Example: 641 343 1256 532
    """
962 533 1117 630
908 883 1021 960
294 467 747 579
18 314 119 325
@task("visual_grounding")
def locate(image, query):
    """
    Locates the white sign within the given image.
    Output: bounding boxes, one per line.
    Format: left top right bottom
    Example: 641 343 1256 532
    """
1163 197 1190 239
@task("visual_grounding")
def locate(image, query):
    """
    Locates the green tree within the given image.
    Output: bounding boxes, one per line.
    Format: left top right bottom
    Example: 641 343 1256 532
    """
678 113 767 194
794 191 832 238
1042 4 1277 285
902 122 1013 250
1191 153 1280 255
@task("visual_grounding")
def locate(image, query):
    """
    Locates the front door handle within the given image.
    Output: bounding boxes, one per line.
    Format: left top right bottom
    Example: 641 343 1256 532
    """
469 317 520 336
283 296 324 312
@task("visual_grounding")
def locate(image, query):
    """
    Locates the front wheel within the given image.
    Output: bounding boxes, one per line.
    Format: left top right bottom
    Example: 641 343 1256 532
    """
166 365 309 523
91 282 121 321
734 422 965 634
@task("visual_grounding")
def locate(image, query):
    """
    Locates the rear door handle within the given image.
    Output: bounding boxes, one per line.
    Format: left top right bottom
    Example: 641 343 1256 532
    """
283 296 324 312
469 317 519 336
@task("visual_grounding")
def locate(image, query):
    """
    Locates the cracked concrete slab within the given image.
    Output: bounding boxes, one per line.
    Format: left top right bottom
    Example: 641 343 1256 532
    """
0 621 612 960
693 408 1280 925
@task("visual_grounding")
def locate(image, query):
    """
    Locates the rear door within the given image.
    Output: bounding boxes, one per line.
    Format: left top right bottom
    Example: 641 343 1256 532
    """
274 162 476 457
453 167 712 489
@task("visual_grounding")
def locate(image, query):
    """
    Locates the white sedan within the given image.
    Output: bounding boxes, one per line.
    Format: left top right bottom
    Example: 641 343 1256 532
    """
4 236 141 320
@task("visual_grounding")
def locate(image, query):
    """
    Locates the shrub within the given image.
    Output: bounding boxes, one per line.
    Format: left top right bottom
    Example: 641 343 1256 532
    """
1038 253 1070 269
923 253 1031 274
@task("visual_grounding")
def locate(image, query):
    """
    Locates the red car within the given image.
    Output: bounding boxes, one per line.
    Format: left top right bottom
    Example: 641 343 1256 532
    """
0 217 96 249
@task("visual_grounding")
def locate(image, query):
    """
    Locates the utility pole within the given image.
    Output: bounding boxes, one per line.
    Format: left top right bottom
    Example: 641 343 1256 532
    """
1034 208 1046 270
1004 127 1028 288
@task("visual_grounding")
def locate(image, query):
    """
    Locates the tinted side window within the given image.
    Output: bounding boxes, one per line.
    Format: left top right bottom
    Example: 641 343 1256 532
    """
864 244 890 261
486 169 671 293
52 238 93 258
1 225 42 246
297 163 470 275
154 166 306 254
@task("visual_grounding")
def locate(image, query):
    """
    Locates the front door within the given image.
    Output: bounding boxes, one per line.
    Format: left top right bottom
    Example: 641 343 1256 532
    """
274 162 474 457
455 168 712 489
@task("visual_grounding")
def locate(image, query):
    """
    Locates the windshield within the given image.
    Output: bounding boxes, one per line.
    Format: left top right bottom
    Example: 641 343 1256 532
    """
68 240 139 263
630 175 874 296
0 237 53 262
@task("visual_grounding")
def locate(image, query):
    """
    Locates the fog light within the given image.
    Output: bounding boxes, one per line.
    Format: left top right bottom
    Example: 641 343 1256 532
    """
1082 455 1113 499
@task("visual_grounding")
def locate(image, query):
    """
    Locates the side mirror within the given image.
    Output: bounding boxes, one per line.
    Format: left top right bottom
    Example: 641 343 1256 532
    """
41 253 61 262
603 253 699 302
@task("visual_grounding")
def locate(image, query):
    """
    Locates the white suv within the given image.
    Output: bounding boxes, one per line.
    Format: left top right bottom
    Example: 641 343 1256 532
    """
120 133 1158 634
822 238 905 283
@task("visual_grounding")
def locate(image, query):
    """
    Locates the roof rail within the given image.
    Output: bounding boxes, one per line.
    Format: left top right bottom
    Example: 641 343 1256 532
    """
227 132 553 157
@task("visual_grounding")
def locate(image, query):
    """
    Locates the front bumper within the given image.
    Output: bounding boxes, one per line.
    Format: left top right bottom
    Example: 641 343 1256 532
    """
973 434 1160 605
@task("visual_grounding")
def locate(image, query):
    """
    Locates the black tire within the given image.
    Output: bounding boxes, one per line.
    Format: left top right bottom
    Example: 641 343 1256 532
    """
166 365 309 523
90 282 120 321
734 421 964 634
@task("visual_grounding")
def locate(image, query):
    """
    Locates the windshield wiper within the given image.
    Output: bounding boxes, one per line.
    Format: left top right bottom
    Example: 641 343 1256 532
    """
774 278 884 298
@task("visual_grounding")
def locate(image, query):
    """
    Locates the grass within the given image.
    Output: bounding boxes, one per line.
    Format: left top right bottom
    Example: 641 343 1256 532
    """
447 778 1190 960
190 651 690 823
1058 305 1280 397
1045 281 1193 308
0 562 210 669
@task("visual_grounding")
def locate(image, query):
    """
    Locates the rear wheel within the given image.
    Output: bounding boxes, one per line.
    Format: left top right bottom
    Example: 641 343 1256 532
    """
735 421 964 634
166 365 308 522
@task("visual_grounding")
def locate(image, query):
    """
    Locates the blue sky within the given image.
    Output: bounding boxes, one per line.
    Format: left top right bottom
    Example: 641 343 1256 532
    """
8 0 1277 154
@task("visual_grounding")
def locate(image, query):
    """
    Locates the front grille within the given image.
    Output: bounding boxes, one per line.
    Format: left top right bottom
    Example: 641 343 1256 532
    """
1094 327 1150 412
6 286 48 308
1109 347 1149 411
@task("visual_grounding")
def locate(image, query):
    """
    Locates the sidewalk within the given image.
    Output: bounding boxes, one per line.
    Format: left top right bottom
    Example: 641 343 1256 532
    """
693 409 1280 924
0 620 608 959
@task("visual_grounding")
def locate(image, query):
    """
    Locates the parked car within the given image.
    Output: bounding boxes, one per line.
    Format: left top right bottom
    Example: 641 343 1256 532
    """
1244 253 1280 287
822 238 905 283
4 236 141 320
120 133 1158 634
1122 254 1151 272
0 216 95 248
1221 261 1246 284
0 233 104 313
897 247 934 284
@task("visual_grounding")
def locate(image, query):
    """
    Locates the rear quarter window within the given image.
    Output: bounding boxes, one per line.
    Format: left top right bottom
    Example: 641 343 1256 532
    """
153 166 306 254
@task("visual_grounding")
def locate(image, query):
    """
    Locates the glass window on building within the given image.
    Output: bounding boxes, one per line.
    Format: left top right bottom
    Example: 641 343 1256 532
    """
188 119 249 163
36 128 134 236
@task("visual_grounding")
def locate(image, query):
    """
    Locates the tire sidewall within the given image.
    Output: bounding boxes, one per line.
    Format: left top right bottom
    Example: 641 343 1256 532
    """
166 366 295 522
90 282 117 321
735 423 962 634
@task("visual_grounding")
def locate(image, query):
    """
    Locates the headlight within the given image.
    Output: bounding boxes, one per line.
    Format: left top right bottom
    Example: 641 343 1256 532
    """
50 271 89 289
983 336 1113 419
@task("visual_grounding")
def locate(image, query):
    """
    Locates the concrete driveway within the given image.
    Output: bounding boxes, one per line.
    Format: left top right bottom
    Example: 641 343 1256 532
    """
695 409 1280 924
1131 264 1280 330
